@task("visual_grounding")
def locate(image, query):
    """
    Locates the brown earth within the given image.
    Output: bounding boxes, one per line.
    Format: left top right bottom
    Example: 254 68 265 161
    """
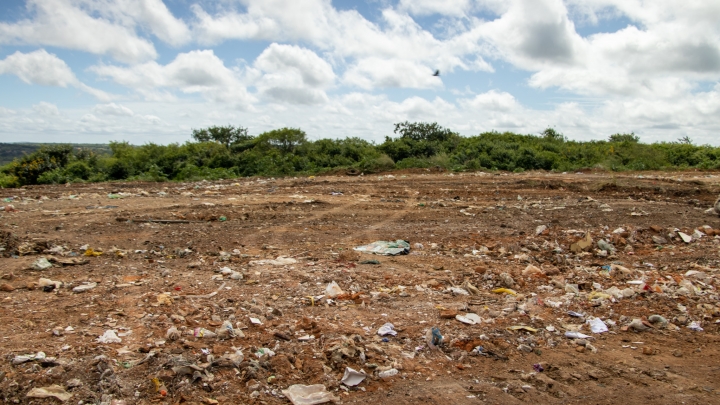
1 170 720 405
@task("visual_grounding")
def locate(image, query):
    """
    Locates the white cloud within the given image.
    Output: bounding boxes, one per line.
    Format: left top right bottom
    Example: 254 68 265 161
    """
398 0 473 17
479 0 584 67
343 58 441 89
91 50 255 106
0 0 160 63
33 102 60 116
0 107 16 117
93 103 134 116
0 49 76 87
190 0 492 90
459 90 519 112
0 49 111 100
253 43 335 104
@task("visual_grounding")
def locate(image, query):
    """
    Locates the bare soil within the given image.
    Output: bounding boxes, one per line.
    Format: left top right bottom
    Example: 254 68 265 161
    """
2 170 720 405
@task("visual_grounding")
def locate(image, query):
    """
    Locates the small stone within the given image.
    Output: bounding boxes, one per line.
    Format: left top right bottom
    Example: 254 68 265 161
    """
439 309 458 319
642 347 655 355
0 283 14 292
575 346 586 353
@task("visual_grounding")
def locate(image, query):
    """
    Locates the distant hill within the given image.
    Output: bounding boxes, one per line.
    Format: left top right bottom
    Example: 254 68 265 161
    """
0 143 111 166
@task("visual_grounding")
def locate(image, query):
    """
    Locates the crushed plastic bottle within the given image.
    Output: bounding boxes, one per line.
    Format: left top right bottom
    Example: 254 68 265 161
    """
378 368 399 378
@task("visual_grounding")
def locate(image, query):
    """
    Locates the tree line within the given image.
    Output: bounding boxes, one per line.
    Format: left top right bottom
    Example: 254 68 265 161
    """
1 123 719 187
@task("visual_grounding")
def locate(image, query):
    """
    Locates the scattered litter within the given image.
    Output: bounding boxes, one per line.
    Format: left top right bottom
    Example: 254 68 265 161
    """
249 256 298 266
26 385 73 402
97 330 122 344
325 281 344 298
72 282 97 293
12 351 47 365
449 287 470 295
377 323 397 336
83 248 104 257
30 257 53 270
282 384 338 405
255 348 275 358
456 314 481 325
427 327 443 349
353 240 410 256
587 318 609 334
507 325 538 333
571 233 593 252
378 368 399 378
678 232 693 243
687 321 704 331
565 331 592 339
341 367 367 386
359 260 380 265
491 288 517 295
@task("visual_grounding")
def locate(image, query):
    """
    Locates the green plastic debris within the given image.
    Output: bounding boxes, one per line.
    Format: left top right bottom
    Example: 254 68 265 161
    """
360 260 380 265
219 216 227 222
354 240 410 256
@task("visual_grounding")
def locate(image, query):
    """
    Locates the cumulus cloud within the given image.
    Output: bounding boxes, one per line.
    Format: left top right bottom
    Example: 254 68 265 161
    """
459 90 520 112
520 1 720 98
91 49 255 106
190 0 492 89
0 0 162 63
398 0 474 17
252 43 335 104
0 49 111 100
479 0 584 67
343 58 441 89
93 103 134 116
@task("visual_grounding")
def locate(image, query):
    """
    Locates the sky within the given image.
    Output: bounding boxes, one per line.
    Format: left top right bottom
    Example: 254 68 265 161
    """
0 0 719 146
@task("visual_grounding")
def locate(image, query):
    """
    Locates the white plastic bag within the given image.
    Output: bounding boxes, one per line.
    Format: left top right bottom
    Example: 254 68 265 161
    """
96 330 122 344
325 281 344 298
587 317 609 334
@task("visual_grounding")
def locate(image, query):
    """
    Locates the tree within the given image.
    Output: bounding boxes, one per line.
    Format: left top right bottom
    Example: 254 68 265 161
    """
191 125 251 148
542 128 566 142
257 127 307 153
677 136 693 145
393 121 456 142
609 133 640 143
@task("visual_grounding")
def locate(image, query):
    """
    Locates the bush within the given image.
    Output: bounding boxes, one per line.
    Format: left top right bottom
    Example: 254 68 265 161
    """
0 172 19 188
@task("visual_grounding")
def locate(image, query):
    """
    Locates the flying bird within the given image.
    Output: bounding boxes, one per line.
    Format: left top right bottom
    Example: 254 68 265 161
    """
432 69 440 77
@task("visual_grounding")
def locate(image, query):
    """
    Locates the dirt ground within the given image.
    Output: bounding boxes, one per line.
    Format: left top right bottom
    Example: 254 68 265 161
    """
2 170 720 405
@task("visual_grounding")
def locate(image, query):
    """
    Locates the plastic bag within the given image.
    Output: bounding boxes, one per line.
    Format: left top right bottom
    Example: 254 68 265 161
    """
325 281 344 298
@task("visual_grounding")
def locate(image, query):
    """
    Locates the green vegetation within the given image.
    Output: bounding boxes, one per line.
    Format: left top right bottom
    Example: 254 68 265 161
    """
1 124 719 188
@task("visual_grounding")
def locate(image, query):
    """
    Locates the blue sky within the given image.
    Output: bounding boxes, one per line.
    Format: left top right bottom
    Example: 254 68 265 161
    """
0 0 719 145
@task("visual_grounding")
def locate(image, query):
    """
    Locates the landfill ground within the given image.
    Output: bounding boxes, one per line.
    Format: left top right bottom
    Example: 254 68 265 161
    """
2 170 720 405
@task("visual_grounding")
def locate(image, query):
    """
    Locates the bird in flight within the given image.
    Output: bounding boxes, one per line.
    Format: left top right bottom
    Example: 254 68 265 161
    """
432 69 440 77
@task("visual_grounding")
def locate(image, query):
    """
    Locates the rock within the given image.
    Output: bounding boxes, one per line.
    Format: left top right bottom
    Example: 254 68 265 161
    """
0 283 14 292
